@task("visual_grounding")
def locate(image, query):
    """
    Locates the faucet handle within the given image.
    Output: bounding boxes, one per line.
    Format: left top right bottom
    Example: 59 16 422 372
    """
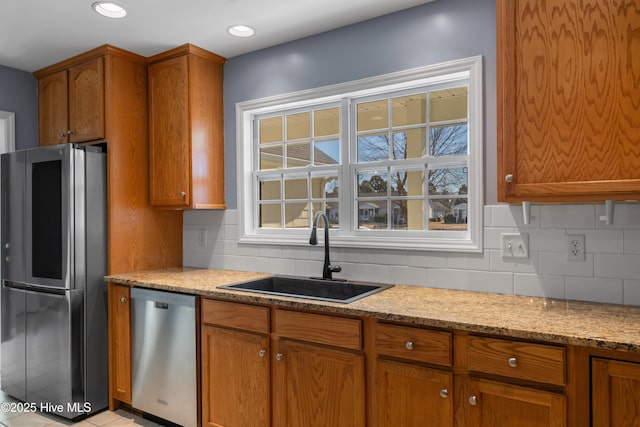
328 265 342 273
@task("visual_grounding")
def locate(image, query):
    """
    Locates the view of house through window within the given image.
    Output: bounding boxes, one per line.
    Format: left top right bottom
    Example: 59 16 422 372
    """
240 56 483 251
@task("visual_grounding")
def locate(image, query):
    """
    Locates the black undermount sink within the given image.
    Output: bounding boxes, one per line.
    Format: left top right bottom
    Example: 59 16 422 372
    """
220 275 393 304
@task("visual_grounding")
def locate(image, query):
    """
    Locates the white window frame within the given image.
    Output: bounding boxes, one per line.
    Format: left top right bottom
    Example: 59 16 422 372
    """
237 56 483 252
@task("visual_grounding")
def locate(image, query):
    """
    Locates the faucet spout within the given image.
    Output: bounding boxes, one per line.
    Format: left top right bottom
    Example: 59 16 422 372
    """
309 211 341 280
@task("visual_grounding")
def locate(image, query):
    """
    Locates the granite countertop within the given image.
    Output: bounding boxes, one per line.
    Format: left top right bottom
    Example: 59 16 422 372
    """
106 267 640 353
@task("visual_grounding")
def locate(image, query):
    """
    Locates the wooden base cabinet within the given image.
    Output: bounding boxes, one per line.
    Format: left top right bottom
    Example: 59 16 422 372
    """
108 283 131 404
376 359 453 427
467 379 566 427
592 358 640 427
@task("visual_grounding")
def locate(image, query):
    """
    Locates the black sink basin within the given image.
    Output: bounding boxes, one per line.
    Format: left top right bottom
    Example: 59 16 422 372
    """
220 275 392 304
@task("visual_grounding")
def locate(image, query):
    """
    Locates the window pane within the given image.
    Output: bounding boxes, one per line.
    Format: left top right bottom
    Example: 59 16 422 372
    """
357 134 389 163
358 200 387 229
260 117 283 144
428 167 468 196
259 179 281 201
358 172 388 197
311 175 339 199
260 145 283 170
286 142 311 167
312 202 339 228
285 203 309 228
314 139 340 165
314 107 340 137
286 112 310 140
284 177 308 199
392 94 426 127
391 170 424 197
429 124 468 157
393 128 425 160
391 200 409 230
430 87 468 122
428 198 468 231
260 204 281 228
358 100 388 131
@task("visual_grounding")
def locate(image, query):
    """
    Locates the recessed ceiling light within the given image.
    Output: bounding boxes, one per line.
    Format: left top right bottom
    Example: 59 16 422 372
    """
227 25 255 38
92 2 127 19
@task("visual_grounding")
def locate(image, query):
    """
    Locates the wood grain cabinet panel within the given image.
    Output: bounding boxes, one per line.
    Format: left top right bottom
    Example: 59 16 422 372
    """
36 56 104 146
497 0 640 202
108 283 131 404
375 323 452 366
592 357 640 426
148 44 226 209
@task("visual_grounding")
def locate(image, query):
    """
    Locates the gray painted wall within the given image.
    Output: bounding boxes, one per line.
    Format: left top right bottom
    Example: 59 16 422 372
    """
0 65 37 150
223 0 497 208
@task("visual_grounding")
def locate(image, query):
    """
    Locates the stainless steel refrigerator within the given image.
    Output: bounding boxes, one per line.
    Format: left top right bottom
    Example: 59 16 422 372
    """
1 143 108 419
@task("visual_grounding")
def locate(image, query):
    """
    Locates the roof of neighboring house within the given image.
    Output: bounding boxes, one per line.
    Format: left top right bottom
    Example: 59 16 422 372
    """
260 144 338 167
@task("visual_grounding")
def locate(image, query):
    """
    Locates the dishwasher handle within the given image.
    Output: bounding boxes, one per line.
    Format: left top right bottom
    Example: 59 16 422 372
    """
154 302 169 309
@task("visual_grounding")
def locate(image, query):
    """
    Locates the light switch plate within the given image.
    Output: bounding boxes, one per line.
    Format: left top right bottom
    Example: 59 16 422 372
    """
501 233 529 259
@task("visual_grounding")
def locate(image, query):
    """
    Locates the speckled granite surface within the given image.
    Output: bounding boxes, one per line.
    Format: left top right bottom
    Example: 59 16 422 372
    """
106 267 640 353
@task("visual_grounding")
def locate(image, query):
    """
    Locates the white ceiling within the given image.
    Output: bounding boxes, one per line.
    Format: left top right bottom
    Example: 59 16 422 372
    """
1 0 435 73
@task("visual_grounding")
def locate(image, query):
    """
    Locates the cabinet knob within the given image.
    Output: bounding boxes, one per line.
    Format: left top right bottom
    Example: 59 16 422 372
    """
120 297 127 303
439 389 449 399
275 352 283 361
508 357 518 368
468 395 478 406
59 131 67 137
67 130 75 136
505 174 514 183
405 341 414 350
180 191 186 198
258 349 266 358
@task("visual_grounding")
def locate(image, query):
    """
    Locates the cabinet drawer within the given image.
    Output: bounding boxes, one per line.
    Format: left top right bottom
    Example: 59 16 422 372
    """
274 309 362 350
376 323 452 367
202 299 269 334
468 336 566 386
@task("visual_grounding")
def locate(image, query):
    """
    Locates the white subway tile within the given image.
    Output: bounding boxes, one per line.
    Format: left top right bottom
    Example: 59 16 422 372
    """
624 280 640 306
223 209 238 225
513 274 565 299
490 204 541 228
235 243 259 257
223 224 238 241
183 251 210 268
446 251 490 270
624 230 640 254
257 245 284 258
427 269 468 290
293 260 324 278
540 204 595 229
407 252 447 268
528 229 565 252
580 229 624 254
490 250 539 273
565 277 623 304
539 252 594 277
339 262 390 283
483 205 492 227
387 265 429 287
282 246 310 260
223 255 247 271
183 209 223 225
595 254 640 280
468 271 513 294
223 240 237 256
596 203 640 229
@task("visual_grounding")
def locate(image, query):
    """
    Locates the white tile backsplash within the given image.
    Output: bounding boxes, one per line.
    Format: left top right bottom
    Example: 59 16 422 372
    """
183 203 640 306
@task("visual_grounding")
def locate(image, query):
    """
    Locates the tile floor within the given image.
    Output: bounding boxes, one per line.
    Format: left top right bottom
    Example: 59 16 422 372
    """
0 390 162 427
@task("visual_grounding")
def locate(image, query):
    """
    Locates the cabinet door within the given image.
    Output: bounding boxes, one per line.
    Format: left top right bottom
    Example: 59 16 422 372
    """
274 339 365 427
592 358 640 427
68 57 105 143
109 283 131 404
201 326 270 427
467 379 566 427
148 55 191 208
376 359 452 427
497 0 640 202
38 70 68 146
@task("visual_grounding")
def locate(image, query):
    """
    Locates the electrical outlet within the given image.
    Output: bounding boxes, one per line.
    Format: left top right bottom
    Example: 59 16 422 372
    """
198 228 207 246
501 233 529 259
566 234 585 261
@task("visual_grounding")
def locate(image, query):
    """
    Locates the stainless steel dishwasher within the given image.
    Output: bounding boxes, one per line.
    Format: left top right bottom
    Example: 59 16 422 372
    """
131 288 197 427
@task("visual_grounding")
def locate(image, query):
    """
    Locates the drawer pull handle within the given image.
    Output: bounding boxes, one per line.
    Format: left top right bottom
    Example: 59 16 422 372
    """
469 395 478 406
508 357 518 368
405 341 414 350
439 389 448 399
258 349 266 358
275 352 283 361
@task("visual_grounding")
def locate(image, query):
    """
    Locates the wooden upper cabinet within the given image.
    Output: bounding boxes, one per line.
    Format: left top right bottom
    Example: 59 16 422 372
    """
148 44 226 209
36 56 105 146
497 0 640 202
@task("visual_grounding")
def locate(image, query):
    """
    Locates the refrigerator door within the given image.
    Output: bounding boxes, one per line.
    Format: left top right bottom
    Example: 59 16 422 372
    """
25 144 73 289
0 282 27 401
1 151 26 283
25 287 84 417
